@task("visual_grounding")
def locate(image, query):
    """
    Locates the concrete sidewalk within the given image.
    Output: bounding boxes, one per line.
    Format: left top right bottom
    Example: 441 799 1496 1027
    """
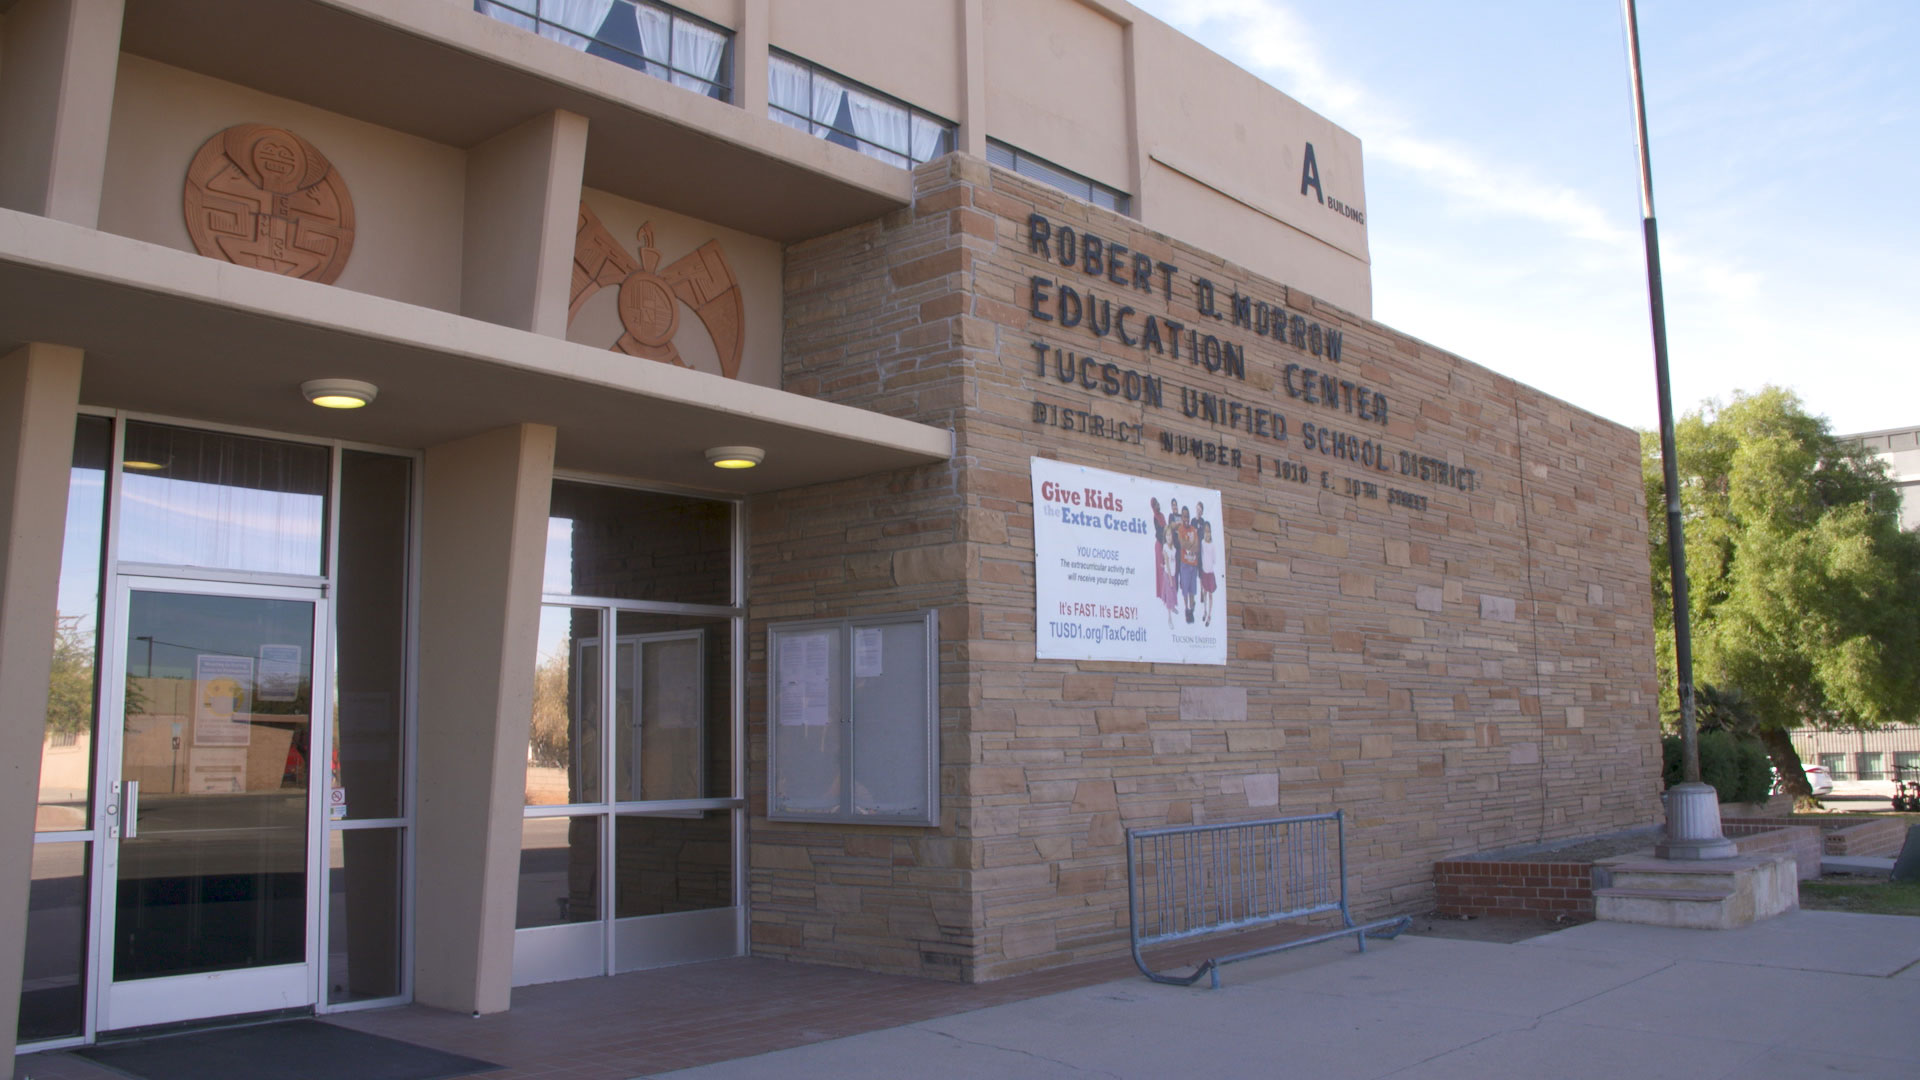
649 911 1920 1080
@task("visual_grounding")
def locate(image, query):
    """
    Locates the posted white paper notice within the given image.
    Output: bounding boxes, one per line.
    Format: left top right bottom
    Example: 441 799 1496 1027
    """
193 654 255 746
853 628 885 679
776 632 832 726
256 644 302 702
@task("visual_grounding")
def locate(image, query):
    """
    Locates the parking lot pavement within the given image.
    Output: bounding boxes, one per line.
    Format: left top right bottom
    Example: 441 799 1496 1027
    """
646 910 1920 1080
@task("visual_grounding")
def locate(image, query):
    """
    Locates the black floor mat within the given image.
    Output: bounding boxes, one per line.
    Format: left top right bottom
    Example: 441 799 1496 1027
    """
75 1019 498 1080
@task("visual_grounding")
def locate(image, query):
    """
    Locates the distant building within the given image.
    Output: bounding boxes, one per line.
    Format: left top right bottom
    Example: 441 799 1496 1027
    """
1797 427 1920 790
1791 726 1920 788
1843 424 1920 531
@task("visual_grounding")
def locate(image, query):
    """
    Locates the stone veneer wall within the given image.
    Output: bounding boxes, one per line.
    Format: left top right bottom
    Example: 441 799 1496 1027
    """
747 154 1662 983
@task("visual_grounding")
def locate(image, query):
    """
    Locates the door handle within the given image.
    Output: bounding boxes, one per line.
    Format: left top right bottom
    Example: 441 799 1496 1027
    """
123 779 140 839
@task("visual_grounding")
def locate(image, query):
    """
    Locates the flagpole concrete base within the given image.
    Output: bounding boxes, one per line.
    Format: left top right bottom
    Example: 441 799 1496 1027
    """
1655 782 1739 860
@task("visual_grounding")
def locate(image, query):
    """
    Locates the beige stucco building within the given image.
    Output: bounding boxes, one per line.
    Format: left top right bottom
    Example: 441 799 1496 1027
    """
1 0 1662 1065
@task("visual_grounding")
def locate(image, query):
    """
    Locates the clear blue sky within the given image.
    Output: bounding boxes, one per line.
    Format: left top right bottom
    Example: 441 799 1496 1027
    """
1133 0 1917 437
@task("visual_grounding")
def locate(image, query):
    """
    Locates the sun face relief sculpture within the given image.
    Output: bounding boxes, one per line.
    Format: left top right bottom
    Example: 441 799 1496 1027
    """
571 202 745 379
183 123 356 284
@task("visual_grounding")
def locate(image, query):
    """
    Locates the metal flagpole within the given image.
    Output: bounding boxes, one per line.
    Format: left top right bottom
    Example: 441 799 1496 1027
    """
1621 0 1733 859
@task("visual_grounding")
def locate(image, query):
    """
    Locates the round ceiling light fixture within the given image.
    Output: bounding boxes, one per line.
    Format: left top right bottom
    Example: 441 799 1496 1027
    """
302 378 379 409
705 445 764 470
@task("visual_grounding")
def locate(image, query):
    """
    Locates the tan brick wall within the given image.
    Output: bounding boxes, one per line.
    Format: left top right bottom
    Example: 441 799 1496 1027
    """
748 153 1662 982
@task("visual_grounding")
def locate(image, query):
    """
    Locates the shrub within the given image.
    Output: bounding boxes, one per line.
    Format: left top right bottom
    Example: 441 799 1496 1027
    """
1662 731 1772 804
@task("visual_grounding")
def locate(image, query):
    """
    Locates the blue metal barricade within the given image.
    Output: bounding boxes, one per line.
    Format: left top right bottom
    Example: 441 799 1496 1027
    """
1125 809 1411 988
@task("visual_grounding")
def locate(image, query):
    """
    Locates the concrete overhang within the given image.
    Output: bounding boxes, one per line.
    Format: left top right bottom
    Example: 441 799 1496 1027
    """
115 0 914 242
0 209 953 494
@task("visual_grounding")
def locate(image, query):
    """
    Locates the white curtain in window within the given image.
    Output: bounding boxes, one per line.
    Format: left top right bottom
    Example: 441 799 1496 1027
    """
478 1 537 32
809 71 847 139
633 3 671 79
910 115 948 164
671 19 727 92
846 90 909 168
537 0 614 49
768 56 813 132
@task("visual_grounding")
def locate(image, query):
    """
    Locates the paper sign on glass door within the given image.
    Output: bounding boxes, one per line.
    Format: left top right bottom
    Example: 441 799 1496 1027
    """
256 644 302 702
192 654 255 746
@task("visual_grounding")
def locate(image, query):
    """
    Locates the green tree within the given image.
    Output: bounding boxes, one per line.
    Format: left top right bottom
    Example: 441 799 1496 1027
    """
529 647 573 769
1643 387 1920 795
44 616 95 737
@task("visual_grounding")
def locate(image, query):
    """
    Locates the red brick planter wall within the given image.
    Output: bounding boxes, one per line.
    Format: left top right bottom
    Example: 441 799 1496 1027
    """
1432 861 1593 919
1721 820 1824 878
1817 817 1911 858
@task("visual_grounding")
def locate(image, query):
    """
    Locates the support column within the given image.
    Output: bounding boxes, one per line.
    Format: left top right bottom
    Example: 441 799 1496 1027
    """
956 0 987 158
734 0 768 115
461 111 588 339
413 424 556 1014
0 0 125 225
1121 20 1145 216
0 344 82 1069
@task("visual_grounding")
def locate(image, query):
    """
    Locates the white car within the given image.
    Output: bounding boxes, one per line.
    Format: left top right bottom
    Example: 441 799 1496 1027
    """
1774 764 1834 797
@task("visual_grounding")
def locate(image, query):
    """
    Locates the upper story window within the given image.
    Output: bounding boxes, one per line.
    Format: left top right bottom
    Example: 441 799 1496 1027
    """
768 51 954 169
477 0 733 101
987 139 1130 215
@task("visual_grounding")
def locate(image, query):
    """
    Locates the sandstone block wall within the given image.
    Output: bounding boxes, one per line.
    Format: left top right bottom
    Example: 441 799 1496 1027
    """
748 153 1662 982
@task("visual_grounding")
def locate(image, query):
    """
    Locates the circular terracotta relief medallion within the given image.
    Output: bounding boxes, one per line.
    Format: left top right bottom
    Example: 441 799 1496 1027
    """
617 271 681 348
183 123 355 284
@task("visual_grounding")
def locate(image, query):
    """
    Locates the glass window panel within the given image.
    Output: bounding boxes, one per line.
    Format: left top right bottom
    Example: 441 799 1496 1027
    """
1819 753 1847 778
18 841 89 1042
332 451 411 821
40 415 110 832
528 607 603 806
910 113 952 164
849 621 930 819
119 422 330 576
517 815 601 928
544 481 732 605
586 1 662 77
116 591 314 980
668 17 729 96
769 54 811 122
327 828 403 1003
615 812 731 917
1857 752 1884 780
475 0 536 33
769 627 844 817
480 0 732 97
1896 751 1920 779
845 88 909 162
988 139 1130 214
613 612 732 803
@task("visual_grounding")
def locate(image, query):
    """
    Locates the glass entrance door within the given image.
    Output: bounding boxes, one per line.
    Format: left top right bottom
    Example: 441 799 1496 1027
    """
96 578 327 1030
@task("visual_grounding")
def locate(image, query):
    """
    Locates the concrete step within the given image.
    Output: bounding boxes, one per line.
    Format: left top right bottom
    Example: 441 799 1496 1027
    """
1594 885 1733 902
1603 858 1748 876
1608 870 1750 893
1594 852 1798 931
1595 885 1737 930
1600 855 1774 894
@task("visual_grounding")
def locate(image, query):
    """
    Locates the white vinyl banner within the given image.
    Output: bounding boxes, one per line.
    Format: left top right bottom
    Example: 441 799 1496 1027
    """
1031 458 1227 664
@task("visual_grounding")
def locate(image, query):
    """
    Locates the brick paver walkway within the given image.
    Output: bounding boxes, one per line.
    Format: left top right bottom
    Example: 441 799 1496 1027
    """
17 924 1316 1080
